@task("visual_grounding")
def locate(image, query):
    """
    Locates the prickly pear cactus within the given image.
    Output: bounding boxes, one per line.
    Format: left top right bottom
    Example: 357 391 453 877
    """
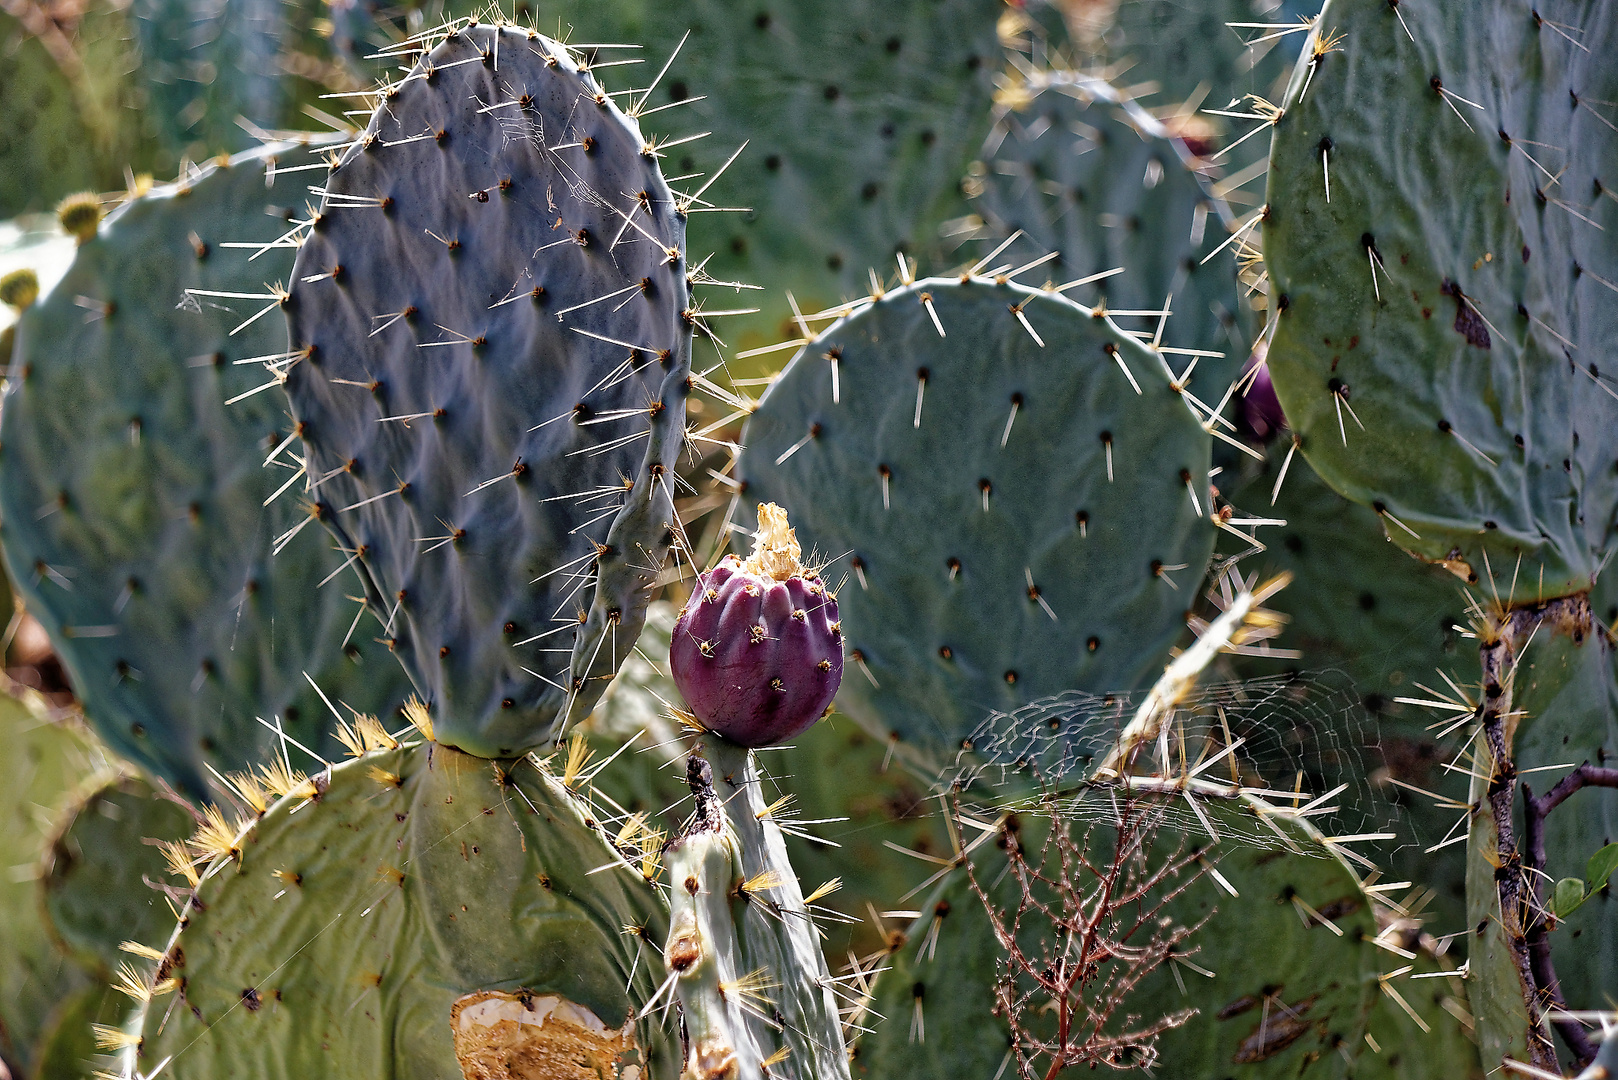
0 688 102 1079
1262 0 1618 603
737 277 1215 770
285 23 690 758
117 735 673 1079
508 0 1003 354
41 774 196 978
859 794 1478 1079
0 140 414 799
664 738 851 1080
970 72 1252 398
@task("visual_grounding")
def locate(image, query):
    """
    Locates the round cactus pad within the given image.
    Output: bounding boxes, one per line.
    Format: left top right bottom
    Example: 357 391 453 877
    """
738 278 1216 769
120 740 673 1080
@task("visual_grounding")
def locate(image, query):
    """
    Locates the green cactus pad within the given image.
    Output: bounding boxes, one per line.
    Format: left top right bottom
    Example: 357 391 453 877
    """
0 689 102 1079
285 24 690 758
506 0 1002 355
859 793 1476 1078
969 73 1252 400
1261 0 1618 604
119 739 673 1079
41 774 197 978
737 278 1215 770
0 139 415 799
664 736 850 1080
32 981 116 1080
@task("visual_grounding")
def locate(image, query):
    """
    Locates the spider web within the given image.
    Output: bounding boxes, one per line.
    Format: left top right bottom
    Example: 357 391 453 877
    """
942 671 1430 852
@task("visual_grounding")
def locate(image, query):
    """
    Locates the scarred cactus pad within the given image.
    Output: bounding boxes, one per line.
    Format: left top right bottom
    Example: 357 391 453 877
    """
670 504 843 746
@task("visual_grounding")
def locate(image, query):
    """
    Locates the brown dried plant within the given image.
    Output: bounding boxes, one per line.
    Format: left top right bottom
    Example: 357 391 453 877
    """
959 787 1214 1078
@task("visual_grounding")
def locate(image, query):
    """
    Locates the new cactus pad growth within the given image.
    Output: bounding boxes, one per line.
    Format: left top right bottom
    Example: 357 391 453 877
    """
285 23 690 758
670 503 842 747
0 140 413 798
737 276 1216 770
1261 0 1618 603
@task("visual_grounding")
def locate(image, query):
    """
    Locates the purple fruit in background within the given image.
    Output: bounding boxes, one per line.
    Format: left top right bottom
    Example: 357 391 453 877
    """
1238 342 1288 444
669 503 843 747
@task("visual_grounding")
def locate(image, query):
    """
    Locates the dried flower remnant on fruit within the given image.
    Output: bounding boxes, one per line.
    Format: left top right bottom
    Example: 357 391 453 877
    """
739 501 804 581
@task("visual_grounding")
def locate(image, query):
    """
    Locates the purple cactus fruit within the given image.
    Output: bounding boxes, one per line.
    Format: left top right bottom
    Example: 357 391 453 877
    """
1238 342 1288 444
669 503 843 747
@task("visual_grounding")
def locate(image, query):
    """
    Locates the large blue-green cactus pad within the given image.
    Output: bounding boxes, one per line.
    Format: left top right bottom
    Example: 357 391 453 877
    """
285 24 691 757
0 142 415 798
1262 0 1618 604
120 740 673 1079
858 796 1478 1078
737 278 1215 768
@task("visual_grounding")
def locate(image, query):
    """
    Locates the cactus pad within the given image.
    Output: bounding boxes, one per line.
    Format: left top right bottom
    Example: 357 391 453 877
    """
119 738 673 1079
860 794 1476 1078
664 737 850 1080
41 774 197 978
969 73 1253 400
0 140 415 798
736 278 1215 768
0 689 100 1079
285 23 690 758
1262 0 1618 603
